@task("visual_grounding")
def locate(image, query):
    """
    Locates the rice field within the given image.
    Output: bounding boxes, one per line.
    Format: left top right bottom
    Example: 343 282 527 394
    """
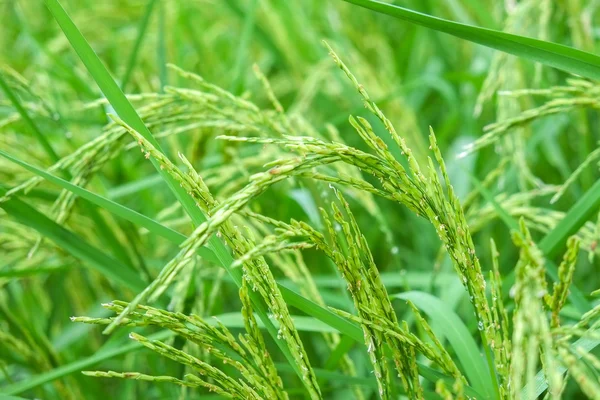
1 1 600 399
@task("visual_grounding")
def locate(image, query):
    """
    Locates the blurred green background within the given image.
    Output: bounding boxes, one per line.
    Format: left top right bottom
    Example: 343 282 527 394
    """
1 0 600 398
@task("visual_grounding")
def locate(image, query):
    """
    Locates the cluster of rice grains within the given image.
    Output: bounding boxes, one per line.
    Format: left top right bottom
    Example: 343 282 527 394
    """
73 294 287 399
15 44 599 399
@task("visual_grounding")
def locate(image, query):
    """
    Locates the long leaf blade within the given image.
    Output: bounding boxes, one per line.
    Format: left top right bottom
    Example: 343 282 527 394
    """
0 194 145 292
342 0 600 80
394 291 495 399
0 149 219 264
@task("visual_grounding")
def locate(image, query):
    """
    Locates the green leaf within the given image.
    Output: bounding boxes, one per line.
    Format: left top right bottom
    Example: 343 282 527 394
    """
539 179 600 258
0 72 58 162
394 291 495 400
278 284 363 342
341 0 600 80
106 174 163 200
522 334 600 399
0 194 146 292
1 330 174 395
276 363 377 388
465 167 591 313
121 0 157 91
0 264 70 278
417 363 484 399
323 336 355 370
230 0 259 94
208 312 344 334
156 0 167 92
0 149 218 265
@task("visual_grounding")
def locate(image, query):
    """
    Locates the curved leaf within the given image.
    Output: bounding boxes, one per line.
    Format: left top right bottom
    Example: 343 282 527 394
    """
0 149 219 265
342 0 600 81
0 193 146 292
522 334 600 399
394 291 495 399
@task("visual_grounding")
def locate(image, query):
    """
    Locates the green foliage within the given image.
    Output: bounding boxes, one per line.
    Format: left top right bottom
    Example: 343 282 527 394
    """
1 0 600 399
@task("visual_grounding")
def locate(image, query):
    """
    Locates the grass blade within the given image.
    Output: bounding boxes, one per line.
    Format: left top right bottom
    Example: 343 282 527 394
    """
278 284 363 341
230 0 259 94
394 291 496 399
0 193 145 292
121 0 157 91
341 0 600 81
156 0 167 92
0 149 218 264
106 174 163 200
0 264 70 278
418 364 485 399
539 180 600 258
522 335 600 399
465 167 591 313
1 331 174 395
0 72 58 162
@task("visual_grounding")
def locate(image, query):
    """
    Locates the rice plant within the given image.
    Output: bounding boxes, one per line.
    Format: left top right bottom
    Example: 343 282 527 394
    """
1 0 600 399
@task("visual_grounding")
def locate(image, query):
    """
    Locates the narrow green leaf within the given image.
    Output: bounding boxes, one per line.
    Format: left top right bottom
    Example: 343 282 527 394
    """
156 0 167 92
278 284 363 342
465 167 591 313
341 0 600 80
279 271 457 290
121 0 157 91
522 334 600 399
0 264 70 278
0 194 145 292
85 204 135 268
0 149 218 265
394 291 495 400
106 174 163 200
0 72 58 162
230 0 259 94
323 336 355 370
417 363 485 399
1 331 174 395
539 180 600 258
276 363 376 388
210 313 343 334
